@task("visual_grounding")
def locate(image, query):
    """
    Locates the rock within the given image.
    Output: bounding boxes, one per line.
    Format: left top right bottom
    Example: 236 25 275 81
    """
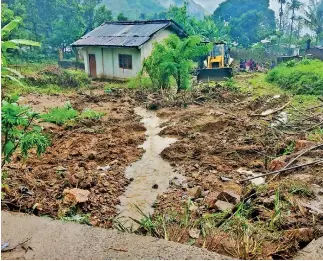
189 228 200 239
204 192 220 209
215 200 234 212
152 184 158 189
55 166 67 172
261 195 275 208
294 237 323 260
189 203 198 212
87 151 96 160
269 156 287 171
97 165 111 171
188 186 202 199
63 188 90 205
78 161 87 168
295 140 316 152
217 190 240 204
248 160 264 169
220 176 232 182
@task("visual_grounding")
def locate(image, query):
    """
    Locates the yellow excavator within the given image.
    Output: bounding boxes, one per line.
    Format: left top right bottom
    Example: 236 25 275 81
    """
196 41 234 81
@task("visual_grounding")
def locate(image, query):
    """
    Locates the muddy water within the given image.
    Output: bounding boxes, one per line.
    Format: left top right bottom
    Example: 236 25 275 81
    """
116 107 181 228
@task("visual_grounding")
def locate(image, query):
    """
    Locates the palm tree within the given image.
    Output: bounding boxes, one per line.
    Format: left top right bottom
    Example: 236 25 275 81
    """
303 0 323 43
288 0 303 45
278 0 287 31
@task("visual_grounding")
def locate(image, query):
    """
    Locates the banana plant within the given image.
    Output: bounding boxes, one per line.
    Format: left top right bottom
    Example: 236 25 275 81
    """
1 17 41 84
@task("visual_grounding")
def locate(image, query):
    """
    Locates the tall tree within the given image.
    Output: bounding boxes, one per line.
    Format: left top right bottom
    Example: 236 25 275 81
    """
212 0 276 47
288 0 303 45
116 12 128 21
278 0 287 31
93 4 113 28
303 0 323 43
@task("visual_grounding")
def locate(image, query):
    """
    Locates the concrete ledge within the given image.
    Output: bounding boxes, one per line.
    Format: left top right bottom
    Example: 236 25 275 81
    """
1 211 229 260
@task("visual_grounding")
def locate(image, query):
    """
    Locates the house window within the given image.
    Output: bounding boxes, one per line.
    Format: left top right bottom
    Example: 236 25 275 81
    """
119 54 132 69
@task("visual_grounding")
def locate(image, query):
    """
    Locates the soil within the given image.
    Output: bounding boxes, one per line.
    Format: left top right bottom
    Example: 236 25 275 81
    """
2 80 323 259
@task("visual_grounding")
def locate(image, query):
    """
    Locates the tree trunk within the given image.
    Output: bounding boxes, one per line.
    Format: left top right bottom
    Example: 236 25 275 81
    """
279 2 283 31
289 9 295 47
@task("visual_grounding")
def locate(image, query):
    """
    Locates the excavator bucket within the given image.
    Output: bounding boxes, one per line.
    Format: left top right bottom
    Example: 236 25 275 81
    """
196 68 233 82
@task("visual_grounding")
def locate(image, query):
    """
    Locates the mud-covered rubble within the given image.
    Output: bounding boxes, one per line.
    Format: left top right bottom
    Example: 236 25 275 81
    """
150 91 323 259
2 91 146 228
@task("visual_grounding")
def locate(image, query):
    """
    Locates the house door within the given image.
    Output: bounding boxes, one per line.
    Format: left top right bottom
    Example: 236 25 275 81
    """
89 54 96 77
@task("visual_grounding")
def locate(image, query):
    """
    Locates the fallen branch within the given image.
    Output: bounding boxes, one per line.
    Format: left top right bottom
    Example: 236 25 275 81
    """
304 121 323 132
250 100 291 117
1 238 31 252
239 159 323 182
268 144 323 182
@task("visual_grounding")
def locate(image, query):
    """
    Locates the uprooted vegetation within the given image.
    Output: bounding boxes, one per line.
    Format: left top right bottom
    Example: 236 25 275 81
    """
266 59 323 95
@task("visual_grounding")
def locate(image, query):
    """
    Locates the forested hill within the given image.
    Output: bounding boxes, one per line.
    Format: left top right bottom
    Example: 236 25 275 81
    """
101 0 208 20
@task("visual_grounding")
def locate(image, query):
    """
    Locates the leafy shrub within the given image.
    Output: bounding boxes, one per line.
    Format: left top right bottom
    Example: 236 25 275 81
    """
79 108 105 120
1 95 50 167
127 76 153 89
26 65 90 88
266 60 323 95
41 103 79 125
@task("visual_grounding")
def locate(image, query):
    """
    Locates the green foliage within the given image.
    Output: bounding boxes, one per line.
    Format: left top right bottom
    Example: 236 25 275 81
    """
26 66 90 88
1 15 41 85
289 183 314 197
79 108 105 120
282 142 295 155
41 103 79 125
266 59 323 95
93 4 113 27
212 0 276 47
61 206 91 225
143 35 211 91
308 128 323 142
1 95 50 167
116 12 128 21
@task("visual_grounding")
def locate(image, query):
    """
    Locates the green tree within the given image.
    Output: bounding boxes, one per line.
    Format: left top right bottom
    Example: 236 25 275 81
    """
143 35 211 91
212 0 276 47
93 4 113 27
303 0 323 43
278 0 287 31
288 0 303 45
117 12 128 21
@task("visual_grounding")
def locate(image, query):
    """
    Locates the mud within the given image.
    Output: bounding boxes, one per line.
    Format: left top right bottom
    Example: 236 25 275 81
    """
117 107 182 228
2 82 323 259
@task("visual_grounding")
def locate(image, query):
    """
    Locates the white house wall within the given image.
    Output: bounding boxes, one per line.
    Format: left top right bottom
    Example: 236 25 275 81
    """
140 29 173 62
82 28 175 79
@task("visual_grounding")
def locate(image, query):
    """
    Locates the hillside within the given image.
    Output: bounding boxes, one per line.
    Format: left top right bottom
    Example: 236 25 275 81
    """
101 0 208 19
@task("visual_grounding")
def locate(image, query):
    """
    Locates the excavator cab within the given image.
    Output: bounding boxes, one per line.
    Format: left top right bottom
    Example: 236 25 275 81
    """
196 41 233 82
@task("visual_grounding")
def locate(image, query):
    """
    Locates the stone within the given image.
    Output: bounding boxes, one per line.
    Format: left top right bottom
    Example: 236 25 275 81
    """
63 188 90 205
87 151 96 160
261 195 275 208
188 186 202 199
295 140 316 152
217 190 240 204
189 228 200 239
215 200 234 212
152 184 158 189
269 156 287 171
248 160 264 169
78 161 87 168
204 192 220 209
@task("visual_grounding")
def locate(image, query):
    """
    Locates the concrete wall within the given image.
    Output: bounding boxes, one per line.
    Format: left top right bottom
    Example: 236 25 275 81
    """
82 28 174 79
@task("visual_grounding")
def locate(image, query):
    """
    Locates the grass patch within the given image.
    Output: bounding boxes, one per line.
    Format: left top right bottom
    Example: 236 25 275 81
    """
79 108 105 120
307 128 323 142
266 59 323 95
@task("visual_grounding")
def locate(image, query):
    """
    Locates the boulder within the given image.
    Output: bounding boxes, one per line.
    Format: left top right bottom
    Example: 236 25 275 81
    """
63 188 90 205
217 190 240 204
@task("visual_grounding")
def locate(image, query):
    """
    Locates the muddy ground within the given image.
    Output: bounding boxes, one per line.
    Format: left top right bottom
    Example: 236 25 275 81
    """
2 77 323 259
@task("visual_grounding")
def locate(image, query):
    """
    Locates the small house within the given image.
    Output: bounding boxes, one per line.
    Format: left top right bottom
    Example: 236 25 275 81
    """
307 46 323 61
72 20 187 79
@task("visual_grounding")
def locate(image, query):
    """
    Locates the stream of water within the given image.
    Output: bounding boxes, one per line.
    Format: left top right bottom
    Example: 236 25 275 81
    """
116 107 183 228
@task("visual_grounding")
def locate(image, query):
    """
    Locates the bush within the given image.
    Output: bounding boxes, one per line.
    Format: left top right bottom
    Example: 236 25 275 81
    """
127 76 153 89
26 65 90 88
1 95 50 167
266 60 323 95
41 103 79 125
